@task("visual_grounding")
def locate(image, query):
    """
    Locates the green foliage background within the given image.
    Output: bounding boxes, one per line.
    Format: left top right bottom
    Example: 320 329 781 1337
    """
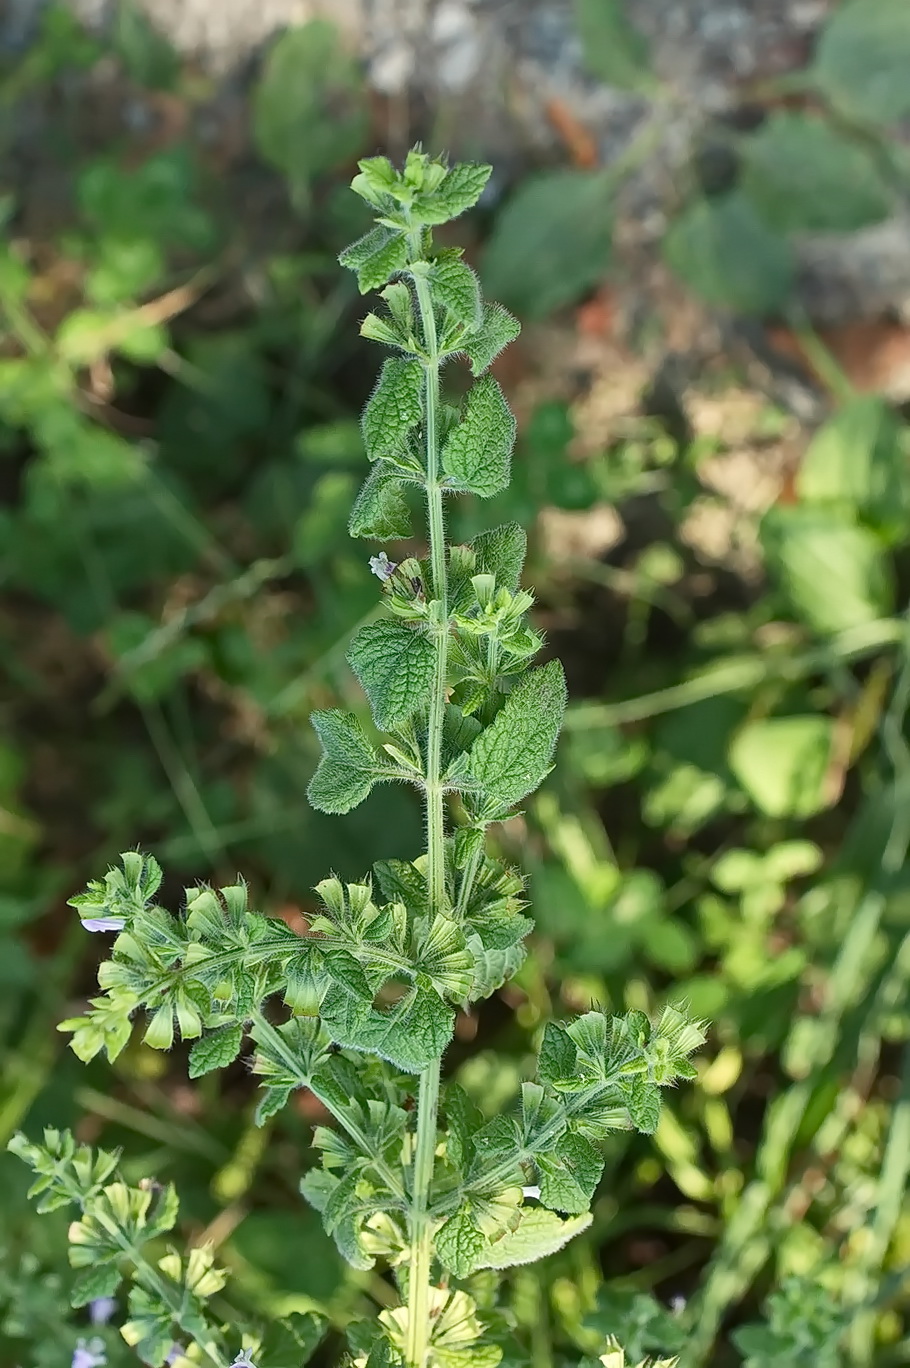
2 2 910 1366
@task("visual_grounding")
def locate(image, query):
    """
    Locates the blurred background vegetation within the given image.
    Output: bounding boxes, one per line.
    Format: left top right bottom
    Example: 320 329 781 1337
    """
2 1 910 1365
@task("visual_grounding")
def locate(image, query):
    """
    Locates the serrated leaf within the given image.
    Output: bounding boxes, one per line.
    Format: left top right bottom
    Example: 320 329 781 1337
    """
462 302 521 375
474 1206 592 1269
256 1084 293 1125
342 227 409 295
258 1312 328 1368
481 170 613 319
538 1022 579 1087
442 376 515 498
366 1339 403 1368
71 1261 124 1307
320 1170 376 1270
308 710 378 814
321 983 453 1073
437 1205 486 1278
416 162 492 225
663 191 793 316
324 948 374 1002
471 524 527 592
362 357 424 462
350 462 412 540
374 857 429 915
625 1076 661 1134
741 112 892 233
348 619 435 731
188 1023 245 1078
468 934 527 1001
454 824 486 870
536 1131 603 1215
466 660 566 817
355 231 407 295
812 0 910 125
446 1083 484 1170
431 252 482 330
575 0 653 91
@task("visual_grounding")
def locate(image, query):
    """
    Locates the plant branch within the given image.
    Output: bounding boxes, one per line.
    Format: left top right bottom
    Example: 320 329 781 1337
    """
405 228 447 1368
250 1011 406 1202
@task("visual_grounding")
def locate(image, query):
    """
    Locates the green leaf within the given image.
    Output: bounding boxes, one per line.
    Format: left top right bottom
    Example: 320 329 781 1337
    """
416 162 492 225
431 251 483 330
473 1207 592 1270
258 1312 328 1368
308 710 378 814
446 1083 484 1170
325 948 373 1002
320 983 454 1073
536 1131 603 1215
374 857 429 916
467 660 567 817
417 915 476 1000
761 506 893 633
71 1260 124 1307
348 619 435 732
481 169 613 319
625 1076 661 1134
188 1023 245 1078
741 112 892 233
257 1085 293 1126
811 0 910 125
462 302 522 375
796 397 910 536
730 716 836 819
663 191 793 316
349 463 412 540
436 1205 486 1277
471 523 527 592
468 935 527 1001
575 0 653 91
362 358 424 462
340 227 410 295
252 20 367 198
351 155 399 208
366 1338 403 1368
442 376 516 498
538 1022 579 1088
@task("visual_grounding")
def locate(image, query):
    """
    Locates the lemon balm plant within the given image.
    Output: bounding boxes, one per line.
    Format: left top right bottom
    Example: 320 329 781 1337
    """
9 151 704 1368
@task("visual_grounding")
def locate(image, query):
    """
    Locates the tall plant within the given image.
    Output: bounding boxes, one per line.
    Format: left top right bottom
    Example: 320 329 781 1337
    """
10 151 704 1368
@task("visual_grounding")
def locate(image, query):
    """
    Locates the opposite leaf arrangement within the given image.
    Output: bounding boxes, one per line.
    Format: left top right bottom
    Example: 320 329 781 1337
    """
10 151 704 1368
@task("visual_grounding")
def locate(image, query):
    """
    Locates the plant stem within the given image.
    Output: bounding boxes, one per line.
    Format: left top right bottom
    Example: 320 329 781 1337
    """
408 1061 442 1367
406 235 448 1368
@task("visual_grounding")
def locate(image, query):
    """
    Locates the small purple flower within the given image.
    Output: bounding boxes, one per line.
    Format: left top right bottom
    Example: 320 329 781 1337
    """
231 1355 259 1368
81 917 126 933
88 1297 117 1326
369 552 397 582
165 1347 184 1366
72 1339 107 1368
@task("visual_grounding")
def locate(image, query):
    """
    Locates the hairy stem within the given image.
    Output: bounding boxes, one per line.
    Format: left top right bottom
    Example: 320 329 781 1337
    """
406 236 448 1368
